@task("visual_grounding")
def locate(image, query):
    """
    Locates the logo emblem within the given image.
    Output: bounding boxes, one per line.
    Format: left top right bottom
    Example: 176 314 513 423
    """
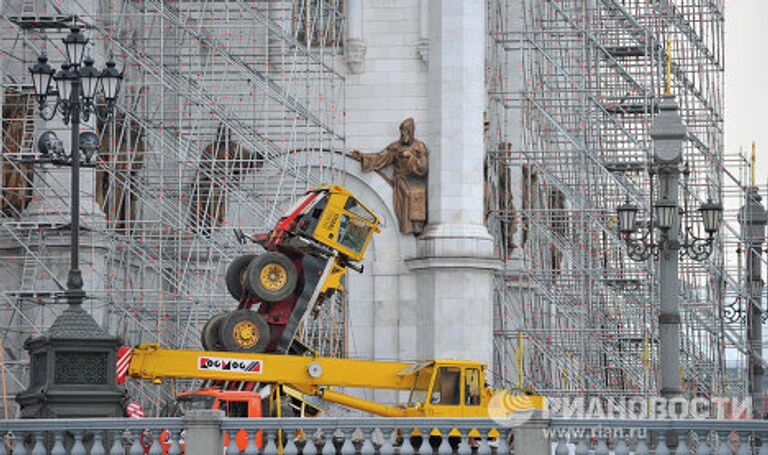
198 356 262 374
487 391 541 427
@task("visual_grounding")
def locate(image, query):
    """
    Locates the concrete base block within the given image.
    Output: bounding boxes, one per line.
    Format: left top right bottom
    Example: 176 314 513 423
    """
182 409 224 455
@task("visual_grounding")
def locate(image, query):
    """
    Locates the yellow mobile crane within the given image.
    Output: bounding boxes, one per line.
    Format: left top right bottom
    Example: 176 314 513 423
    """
127 343 543 418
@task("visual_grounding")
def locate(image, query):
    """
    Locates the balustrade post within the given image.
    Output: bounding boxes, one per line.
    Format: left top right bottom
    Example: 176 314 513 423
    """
225 430 240 455
182 409 224 455
574 436 589 455
759 434 768 455
513 419 550 454
282 429 299 455
715 432 731 455
92 431 106 455
30 432 44 455
10 432 24 455
655 433 670 455
735 432 751 455
51 432 66 455
379 429 395 455
595 436 609 455
676 432 690 455
339 428 354 455
614 433 629 455
167 431 182 455
635 437 649 455
71 431 86 455
128 430 143 455
109 430 125 455
262 429 278 455
400 429 417 454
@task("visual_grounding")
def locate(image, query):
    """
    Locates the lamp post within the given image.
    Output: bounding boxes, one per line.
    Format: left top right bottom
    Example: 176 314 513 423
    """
616 96 722 398
739 181 767 418
28 27 122 308
15 24 126 419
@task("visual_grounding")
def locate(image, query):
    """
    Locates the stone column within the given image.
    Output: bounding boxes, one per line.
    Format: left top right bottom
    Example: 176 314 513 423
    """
345 0 366 73
406 0 499 369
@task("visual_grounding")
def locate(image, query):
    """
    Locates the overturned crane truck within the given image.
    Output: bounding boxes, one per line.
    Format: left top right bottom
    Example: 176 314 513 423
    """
202 185 381 354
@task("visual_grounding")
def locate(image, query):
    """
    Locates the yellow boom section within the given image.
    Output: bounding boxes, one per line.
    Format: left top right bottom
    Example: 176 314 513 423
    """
128 343 417 390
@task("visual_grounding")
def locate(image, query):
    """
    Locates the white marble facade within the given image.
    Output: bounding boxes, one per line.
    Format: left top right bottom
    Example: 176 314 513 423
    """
340 0 497 379
1 0 498 397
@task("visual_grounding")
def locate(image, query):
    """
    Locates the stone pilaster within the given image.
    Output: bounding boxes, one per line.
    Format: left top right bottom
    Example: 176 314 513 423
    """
406 0 499 370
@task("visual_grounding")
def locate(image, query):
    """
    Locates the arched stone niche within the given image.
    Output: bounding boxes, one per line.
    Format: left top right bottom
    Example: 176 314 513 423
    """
235 151 419 369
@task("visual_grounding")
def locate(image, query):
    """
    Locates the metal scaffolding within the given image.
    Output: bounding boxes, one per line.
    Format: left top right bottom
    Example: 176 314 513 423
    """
0 0 765 419
486 0 766 404
0 0 347 416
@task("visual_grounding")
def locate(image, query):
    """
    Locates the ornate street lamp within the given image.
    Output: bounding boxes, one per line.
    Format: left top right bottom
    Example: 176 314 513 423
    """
16 22 126 419
62 26 88 68
700 198 723 236
617 200 638 236
28 54 54 104
28 24 126 293
100 58 123 104
78 56 101 101
654 197 677 232
617 195 722 262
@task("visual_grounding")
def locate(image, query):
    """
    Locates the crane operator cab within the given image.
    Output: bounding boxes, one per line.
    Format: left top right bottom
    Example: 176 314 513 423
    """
402 360 544 418
403 361 491 417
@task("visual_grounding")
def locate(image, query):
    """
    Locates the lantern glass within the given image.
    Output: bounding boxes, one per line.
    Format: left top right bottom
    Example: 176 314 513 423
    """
54 65 74 102
79 57 100 100
100 59 122 101
29 55 54 98
63 27 88 67
699 199 722 235
616 201 638 235
654 197 676 231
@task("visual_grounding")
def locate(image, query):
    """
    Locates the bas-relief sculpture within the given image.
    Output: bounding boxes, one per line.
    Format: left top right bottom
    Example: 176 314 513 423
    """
351 118 428 235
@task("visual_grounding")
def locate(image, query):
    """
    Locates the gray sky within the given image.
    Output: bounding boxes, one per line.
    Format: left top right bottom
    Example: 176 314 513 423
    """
726 0 768 187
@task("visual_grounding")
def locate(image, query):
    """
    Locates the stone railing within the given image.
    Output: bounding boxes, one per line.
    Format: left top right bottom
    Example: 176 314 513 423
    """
0 413 550 454
218 416 548 454
0 417 182 454
550 418 768 454
4 414 768 454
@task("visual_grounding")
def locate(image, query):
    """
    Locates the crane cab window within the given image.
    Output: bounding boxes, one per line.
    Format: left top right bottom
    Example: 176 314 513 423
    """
344 197 376 223
338 215 371 253
407 365 433 405
431 367 461 406
465 369 481 406
219 400 249 417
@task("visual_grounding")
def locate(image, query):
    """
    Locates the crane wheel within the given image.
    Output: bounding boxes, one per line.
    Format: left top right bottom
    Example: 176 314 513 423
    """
219 310 271 353
201 312 229 351
246 252 298 303
225 254 256 300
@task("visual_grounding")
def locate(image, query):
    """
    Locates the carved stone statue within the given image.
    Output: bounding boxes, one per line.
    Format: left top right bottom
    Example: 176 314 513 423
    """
351 118 428 234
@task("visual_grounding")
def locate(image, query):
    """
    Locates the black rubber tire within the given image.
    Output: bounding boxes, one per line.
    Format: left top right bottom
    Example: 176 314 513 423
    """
201 312 229 351
225 254 255 300
219 310 271 353
246 252 298 303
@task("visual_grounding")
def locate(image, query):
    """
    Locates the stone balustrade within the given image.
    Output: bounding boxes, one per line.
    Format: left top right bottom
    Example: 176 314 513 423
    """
0 418 182 455
0 414 551 454
4 415 768 454
551 418 768 454
219 417 541 454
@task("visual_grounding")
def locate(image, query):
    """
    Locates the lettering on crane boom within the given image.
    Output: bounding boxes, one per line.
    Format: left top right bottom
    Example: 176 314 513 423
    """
198 356 262 374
